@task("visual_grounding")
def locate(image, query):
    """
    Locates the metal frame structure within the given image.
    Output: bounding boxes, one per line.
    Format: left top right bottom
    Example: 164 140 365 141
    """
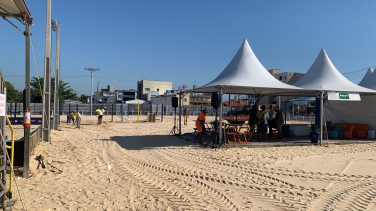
41 0 52 142
0 73 7 209
1 0 33 179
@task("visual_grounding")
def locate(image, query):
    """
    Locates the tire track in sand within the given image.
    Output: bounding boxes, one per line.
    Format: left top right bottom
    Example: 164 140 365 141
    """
101 140 240 211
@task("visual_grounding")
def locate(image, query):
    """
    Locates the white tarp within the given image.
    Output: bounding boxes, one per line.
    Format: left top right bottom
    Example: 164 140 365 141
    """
293 49 376 94
187 39 312 96
358 67 373 87
325 95 376 130
125 100 148 104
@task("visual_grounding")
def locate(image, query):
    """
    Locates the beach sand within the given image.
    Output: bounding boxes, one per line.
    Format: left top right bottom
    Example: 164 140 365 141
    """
8 115 376 210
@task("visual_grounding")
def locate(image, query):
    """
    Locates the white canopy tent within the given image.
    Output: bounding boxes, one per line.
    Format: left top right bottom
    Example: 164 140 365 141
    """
358 67 373 87
182 39 315 144
190 39 311 96
293 49 376 144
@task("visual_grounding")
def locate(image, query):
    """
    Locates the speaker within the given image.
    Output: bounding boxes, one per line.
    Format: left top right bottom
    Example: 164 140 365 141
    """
211 92 221 110
171 97 178 108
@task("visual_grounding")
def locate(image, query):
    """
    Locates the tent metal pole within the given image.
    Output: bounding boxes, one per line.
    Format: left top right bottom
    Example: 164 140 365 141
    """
179 92 182 135
320 91 324 146
292 104 294 117
219 86 223 147
23 15 31 179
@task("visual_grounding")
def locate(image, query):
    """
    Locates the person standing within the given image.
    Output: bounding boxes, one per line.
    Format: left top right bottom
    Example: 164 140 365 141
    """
259 105 269 140
95 107 103 124
248 105 257 128
102 107 106 115
273 106 284 140
69 110 76 125
195 109 208 143
75 111 82 128
267 105 275 136
183 106 189 125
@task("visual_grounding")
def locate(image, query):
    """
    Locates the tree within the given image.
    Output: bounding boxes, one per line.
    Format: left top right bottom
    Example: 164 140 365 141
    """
5 81 19 102
30 77 77 103
80 94 88 103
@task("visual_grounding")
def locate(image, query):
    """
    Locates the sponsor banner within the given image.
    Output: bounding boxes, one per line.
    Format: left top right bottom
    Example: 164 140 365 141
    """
328 92 361 101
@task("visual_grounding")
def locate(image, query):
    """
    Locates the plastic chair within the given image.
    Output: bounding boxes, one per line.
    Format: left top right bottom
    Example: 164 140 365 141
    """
328 131 338 139
335 125 346 139
328 125 346 139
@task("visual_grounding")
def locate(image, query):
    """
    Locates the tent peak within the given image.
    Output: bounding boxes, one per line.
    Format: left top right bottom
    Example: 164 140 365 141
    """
359 67 374 87
294 48 376 93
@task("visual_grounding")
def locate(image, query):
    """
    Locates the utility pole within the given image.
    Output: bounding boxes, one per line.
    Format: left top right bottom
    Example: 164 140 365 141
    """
96 82 99 103
52 20 60 130
84 68 100 115
42 0 52 142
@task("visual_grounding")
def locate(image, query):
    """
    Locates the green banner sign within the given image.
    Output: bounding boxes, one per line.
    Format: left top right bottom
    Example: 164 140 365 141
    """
339 93 349 99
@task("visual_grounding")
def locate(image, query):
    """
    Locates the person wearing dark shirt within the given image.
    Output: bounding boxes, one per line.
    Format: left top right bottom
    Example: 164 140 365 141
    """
267 105 275 136
273 106 284 140
248 105 257 127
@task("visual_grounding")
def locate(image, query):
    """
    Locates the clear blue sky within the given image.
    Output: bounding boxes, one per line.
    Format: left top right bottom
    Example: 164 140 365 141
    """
1 0 376 95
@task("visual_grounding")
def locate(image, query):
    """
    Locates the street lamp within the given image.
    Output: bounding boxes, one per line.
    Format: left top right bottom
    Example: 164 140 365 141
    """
84 68 100 115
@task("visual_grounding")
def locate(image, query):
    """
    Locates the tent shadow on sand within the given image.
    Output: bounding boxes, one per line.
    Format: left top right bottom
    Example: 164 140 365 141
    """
109 135 199 150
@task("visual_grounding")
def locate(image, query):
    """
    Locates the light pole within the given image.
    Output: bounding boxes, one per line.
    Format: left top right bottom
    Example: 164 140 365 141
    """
84 68 100 115
52 20 60 130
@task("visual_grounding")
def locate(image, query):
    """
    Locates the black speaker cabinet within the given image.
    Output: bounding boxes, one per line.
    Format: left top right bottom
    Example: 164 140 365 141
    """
171 97 178 108
211 92 221 110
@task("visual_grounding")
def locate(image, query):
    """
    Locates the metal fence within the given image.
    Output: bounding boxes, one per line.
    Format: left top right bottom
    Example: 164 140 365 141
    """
6 103 233 117
286 114 315 124
29 126 41 156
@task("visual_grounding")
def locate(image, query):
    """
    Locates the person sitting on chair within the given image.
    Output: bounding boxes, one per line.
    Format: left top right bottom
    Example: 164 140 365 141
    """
195 109 208 143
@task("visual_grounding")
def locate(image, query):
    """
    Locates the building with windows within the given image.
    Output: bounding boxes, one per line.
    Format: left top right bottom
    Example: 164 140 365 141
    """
115 89 137 103
258 69 305 112
137 80 173 101
268 69 305 85
95 85 137 103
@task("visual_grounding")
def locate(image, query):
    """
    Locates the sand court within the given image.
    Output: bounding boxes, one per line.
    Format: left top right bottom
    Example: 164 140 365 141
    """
5 115 376 210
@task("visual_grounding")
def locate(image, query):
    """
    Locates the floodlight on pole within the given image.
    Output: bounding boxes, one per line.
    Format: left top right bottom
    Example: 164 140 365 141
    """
84 68 100 115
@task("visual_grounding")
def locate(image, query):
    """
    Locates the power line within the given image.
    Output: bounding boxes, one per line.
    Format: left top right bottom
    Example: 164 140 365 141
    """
342 66 376 75
93 76 136 82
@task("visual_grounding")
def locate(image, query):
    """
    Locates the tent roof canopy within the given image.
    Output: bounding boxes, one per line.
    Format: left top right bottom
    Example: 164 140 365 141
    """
293 49 376 94
185 39 313 96
358 67 373 87
0 0 31 20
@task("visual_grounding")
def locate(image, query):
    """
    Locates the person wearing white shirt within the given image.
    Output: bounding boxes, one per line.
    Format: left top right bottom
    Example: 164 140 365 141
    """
259 105 269 140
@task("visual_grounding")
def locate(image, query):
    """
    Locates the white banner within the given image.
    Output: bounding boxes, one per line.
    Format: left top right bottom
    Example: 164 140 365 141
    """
327 92 361 101
0 94 5 116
